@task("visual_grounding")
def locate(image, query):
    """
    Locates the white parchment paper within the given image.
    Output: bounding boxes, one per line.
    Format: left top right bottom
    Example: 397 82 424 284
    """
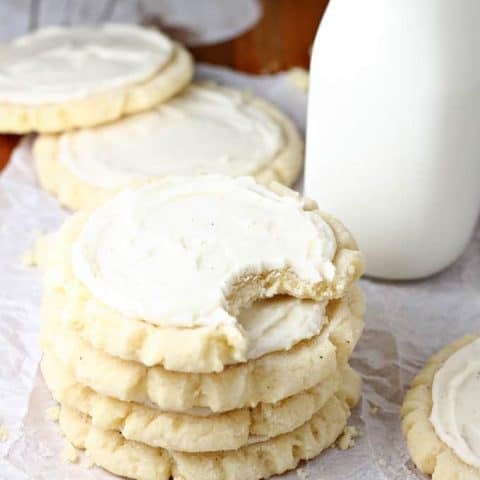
0 64 479 480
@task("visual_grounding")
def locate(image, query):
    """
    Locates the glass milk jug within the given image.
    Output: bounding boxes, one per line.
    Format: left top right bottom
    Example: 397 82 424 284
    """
305 0 480 279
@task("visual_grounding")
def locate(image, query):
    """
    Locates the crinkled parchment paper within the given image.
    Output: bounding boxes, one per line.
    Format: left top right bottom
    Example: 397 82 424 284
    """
0 64 479 480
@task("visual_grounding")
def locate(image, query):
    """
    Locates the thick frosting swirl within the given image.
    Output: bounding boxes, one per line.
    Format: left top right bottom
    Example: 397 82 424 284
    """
431 338 480 468
58 85 284 187
240 297 326 359
0 24 174 104
72 176 336 327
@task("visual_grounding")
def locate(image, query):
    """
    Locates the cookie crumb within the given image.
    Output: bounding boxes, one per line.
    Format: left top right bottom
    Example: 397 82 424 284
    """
296 466 309 480
336 425 362 450
63 442 79 463
84 454 95 469
20 248 36 267
378 458 387 467
287 68 309 92
46 406 60 422
370 405 379 415
260 59 281 74
0 425 9 442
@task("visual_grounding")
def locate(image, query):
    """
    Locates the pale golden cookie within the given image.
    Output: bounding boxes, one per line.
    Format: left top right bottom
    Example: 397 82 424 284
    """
33 84 304 210
35 186 364 373
40 287 364 413
0 46 193 134
401 334 480 480
42 349 360 452
0 44 193 134
58 388 359 480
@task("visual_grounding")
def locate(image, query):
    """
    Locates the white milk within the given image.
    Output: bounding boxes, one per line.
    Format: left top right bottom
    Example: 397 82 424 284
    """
305 0 480 279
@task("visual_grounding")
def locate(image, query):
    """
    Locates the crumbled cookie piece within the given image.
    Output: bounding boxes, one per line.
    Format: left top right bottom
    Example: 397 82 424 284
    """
260 59 281 74
46 406 60 422
287 68 309 92
84 454 95 469
0 425 9 442
336 425 362 450
63 442 79 463
370 405 379 415
20 248 36 267
296 466 309 480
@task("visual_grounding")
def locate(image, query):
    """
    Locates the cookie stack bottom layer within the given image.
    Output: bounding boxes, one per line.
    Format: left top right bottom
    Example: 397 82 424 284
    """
56 374 360 480
41 345 360 452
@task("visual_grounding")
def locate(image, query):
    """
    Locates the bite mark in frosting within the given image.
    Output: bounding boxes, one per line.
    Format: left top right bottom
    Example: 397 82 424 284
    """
72 176 336 328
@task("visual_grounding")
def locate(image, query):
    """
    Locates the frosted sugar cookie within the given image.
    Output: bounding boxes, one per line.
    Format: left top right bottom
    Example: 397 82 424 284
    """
40 287 364 413
42 347 360 452
0 24 193 133
43 286 330 367
58 388 359 480
401 334 480 479
33 83 304 210
35 176 365 373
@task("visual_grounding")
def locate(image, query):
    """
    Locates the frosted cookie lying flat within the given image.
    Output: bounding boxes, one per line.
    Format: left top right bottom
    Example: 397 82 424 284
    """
401 334 480 479
0 24 193 133
41 287 364 413
35 176 364 373
34 83 304 210
42 349 360 452
58 388 359 480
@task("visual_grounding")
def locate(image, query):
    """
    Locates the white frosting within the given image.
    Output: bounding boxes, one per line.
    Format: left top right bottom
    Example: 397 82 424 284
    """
431 338 480 468
72 176 336 327
58 85 284 188
0 24 174 104
240 297 327 360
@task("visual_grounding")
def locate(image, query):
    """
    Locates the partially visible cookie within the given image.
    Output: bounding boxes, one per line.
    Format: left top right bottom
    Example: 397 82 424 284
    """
42 348 360 452
33 83 304 210
40 287 364 413
401 334 480 479
58 388 358 480
0 24 193 133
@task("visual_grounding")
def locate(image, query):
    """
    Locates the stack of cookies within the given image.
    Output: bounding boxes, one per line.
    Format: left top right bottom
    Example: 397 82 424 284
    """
35 175 365 480
0 21 367 480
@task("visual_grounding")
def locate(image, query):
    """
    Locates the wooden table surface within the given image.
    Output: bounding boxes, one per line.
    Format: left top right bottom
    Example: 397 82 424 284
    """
0 0 328 171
